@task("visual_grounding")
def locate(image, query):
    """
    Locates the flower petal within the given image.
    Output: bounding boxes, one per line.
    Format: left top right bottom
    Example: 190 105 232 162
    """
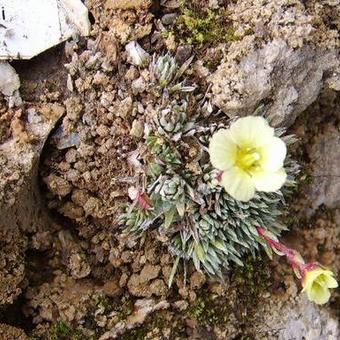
229 116 274 148
221 167 255 202
325 275 338 289
307 283 330 305
252 168 287 192
260 137 287 172
209 129 237 171
302 269 322 292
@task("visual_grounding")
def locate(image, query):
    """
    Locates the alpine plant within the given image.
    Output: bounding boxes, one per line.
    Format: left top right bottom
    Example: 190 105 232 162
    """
120 49 337 303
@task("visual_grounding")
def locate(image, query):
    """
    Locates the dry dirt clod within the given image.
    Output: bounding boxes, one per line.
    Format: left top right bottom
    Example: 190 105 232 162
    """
0 324 27 340
105 0 152 10
190 271 206 290
43 174 72 197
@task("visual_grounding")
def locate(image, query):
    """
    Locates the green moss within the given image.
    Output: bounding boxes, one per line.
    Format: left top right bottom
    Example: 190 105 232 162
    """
121 327 148 340
48 321 83 340
116 294 134 320
192 294 233 325
189 289 233 326
188 257 272 327
236 256 271 291
174 2 239 48
93 293 134 321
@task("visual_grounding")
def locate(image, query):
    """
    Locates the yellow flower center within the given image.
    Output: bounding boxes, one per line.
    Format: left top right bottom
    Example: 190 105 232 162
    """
236 147 261 173
314 274 327 286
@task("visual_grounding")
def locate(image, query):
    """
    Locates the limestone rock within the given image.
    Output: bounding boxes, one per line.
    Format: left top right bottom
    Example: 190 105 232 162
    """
99 299 169 339
304 125 340 215
210 39 339 127
0 62 20 96
265 296 339 340
0 0 90 60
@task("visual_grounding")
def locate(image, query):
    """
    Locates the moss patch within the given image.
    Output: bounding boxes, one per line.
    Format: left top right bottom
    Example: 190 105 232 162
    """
47 321 83 340
189 292 233 326
189 257 272 329
173 1 239 48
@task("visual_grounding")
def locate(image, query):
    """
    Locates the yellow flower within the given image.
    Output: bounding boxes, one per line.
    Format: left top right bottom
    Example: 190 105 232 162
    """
302 267 338 305
209 116 287 201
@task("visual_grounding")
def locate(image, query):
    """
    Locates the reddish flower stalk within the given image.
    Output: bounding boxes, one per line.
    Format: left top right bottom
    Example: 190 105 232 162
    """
257 227 305 276
257 227 338 305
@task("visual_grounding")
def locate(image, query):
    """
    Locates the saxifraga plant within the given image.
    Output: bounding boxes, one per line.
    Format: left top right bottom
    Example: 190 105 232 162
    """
120 53 300 286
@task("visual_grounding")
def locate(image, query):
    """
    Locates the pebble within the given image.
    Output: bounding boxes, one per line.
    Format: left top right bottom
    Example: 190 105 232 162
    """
161 13 178 25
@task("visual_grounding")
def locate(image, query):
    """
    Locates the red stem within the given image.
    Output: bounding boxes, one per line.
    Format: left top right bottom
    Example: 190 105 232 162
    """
257 227 304 274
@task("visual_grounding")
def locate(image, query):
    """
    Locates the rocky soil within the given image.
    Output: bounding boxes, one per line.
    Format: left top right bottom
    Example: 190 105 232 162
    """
0 0 339 339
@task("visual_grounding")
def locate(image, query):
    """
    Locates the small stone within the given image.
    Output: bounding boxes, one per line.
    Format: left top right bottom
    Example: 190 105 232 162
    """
103 281 121 297
125 41 150 67
161 13 178 25
67 74 74 92
130 119 144 138
131 77 147 95
83 197 101 217
115 97 133 119
43 174 72 197
65 149 78 163
175 45 192 65
97 125 109 137
139 264 160 283
119 273 129 287
93 72 110 86
65 169 80 184
149 279 167 296
173 300 189 311
190 271 206 290
69 253 91 279
0 62 20 96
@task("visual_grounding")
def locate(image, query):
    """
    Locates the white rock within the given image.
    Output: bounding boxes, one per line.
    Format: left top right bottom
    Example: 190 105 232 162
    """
125 41 150 67
0 0 91 60
0 61 20 96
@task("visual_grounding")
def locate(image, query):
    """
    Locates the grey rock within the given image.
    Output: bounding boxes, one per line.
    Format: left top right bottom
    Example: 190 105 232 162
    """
175 45 193 65
304 126 340 215
161 13 178 25
51 125 80 150
210 39 339 127
275 296 339 340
